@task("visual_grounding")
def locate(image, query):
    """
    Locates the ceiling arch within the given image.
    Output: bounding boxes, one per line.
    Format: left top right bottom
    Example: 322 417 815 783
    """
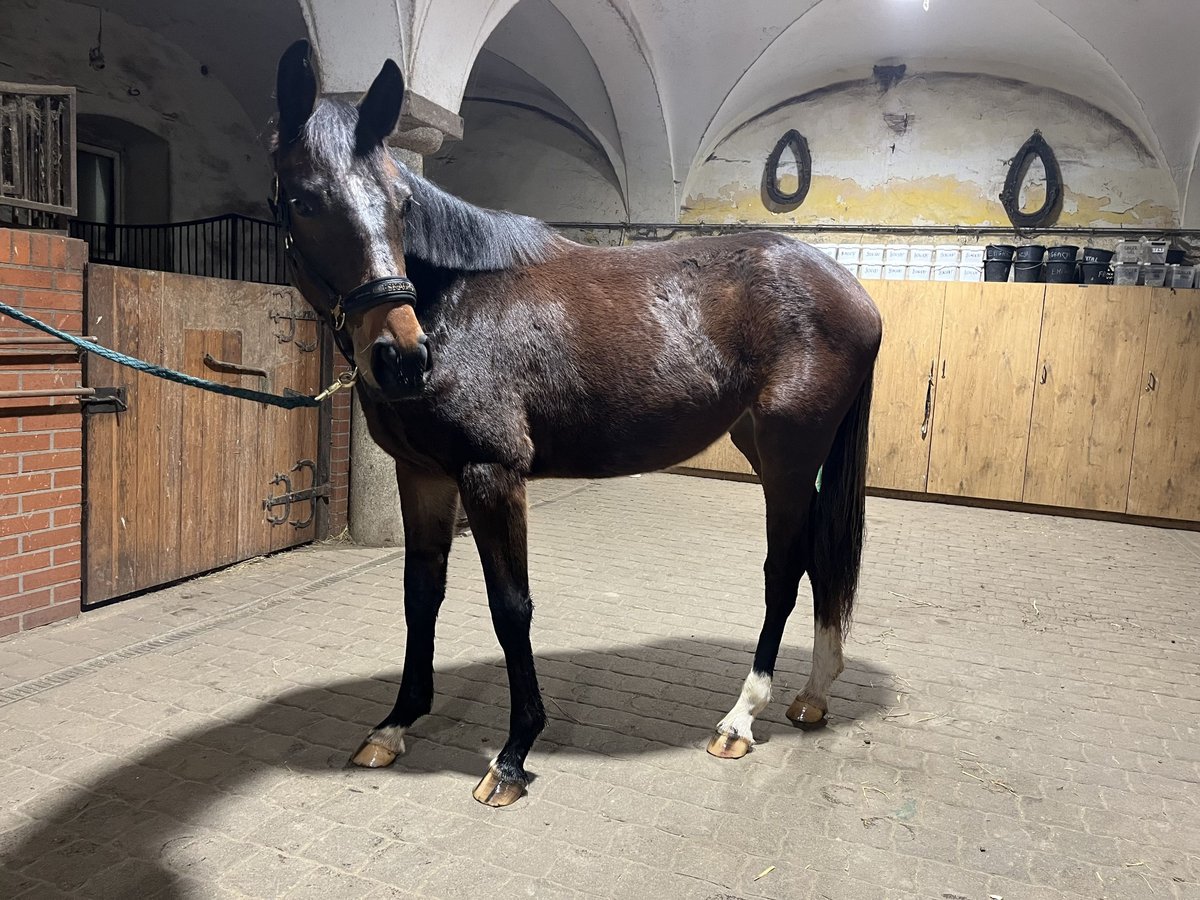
477 0 626 204
688 0 1168 194
407 0 675 220
397 0 1200 225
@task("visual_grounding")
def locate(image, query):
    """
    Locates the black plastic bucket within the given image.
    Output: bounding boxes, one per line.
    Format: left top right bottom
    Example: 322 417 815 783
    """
1044 246 1078 283
1079 262 1111 285
984 260 1012 282
1166 248 1186 265
1045 261 1078 283
1082 247 1114 264
1013 245 1046 283
985 244 1016 262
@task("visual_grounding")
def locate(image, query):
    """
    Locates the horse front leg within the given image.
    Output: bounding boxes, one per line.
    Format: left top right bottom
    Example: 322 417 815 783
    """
458 463 545 807
351 471 459 768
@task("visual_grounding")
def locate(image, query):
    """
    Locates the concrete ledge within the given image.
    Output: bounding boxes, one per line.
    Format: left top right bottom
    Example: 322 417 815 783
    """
327 89 463 155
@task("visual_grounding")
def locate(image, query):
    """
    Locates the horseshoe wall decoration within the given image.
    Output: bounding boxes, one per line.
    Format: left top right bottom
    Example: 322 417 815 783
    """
762 129 812 213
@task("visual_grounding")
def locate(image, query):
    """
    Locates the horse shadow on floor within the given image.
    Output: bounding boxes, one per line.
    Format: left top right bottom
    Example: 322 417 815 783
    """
2 637 897 897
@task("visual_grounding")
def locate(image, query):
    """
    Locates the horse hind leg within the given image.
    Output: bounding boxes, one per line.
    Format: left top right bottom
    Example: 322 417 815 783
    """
708 415 822 758
785 373 872 729
784 593 844 729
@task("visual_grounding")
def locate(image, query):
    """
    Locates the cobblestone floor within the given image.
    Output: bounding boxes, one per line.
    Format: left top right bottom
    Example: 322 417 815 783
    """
1 474 1199 900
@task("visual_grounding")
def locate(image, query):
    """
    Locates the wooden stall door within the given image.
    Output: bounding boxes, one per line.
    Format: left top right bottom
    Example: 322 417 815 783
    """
1023 285 1150 512
927 282 1044 502
84 268 322 606
862 280 946 492
1127 289 1200 520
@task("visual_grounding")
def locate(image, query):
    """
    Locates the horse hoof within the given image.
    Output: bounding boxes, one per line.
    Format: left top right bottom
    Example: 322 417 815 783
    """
706 732 752 759
786 697 827 730
472 768 526 807
350 741 397 768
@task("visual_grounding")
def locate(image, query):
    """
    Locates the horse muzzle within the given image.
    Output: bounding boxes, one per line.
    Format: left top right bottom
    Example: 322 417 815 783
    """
371 333 431 398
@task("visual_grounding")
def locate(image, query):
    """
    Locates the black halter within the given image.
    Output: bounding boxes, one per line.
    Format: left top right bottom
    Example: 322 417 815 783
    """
270 174 418 367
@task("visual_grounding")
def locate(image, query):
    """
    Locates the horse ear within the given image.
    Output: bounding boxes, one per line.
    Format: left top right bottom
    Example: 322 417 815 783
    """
357 59 405 147
277 39 319 146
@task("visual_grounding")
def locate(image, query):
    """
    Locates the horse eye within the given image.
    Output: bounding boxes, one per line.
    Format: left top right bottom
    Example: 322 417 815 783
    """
290 195 318 218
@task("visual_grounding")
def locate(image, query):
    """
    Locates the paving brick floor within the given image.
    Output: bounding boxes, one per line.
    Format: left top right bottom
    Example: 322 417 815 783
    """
1 474 1198 900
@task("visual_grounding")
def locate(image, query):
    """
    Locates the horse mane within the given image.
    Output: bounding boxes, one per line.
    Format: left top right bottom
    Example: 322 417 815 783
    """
396 156 558 273
289 98 559 275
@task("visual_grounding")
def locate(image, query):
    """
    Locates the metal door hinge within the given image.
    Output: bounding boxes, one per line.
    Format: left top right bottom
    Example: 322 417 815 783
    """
263 459 329 528
80 386 127 415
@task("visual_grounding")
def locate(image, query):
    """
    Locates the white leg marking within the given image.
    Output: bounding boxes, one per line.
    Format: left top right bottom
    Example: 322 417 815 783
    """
716 671 773 743
799 623 844 707
367 724 407 754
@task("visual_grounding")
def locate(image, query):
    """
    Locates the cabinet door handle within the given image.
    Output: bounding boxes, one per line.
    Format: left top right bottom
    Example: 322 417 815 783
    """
1040 364 1048 385
941 359 946 379
1146 371 1157 392
921 359 934 440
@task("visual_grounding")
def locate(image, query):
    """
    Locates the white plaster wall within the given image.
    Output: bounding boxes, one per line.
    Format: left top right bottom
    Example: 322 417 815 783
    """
425 101 626 222
683 74 1179 228
2 0 272 221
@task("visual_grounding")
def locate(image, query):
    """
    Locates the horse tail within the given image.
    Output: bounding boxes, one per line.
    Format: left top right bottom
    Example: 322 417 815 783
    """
807 366 874 636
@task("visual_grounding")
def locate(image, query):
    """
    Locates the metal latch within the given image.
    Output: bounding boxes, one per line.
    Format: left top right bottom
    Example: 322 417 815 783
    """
263 459 329 528
270 310 319 352
80 386 127 415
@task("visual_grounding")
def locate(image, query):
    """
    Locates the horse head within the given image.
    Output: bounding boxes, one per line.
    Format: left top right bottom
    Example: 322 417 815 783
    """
273 39 430 399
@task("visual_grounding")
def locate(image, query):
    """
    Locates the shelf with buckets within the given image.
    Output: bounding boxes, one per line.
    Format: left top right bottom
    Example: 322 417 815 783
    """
984 239 1196 288
818 243 986 282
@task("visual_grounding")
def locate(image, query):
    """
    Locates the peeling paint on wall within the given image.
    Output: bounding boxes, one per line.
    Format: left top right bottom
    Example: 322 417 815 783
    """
684 73 1179 228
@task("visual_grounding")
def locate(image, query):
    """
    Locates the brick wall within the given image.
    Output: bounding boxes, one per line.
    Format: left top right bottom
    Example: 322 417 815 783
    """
0 229 87 638
328 388 351 535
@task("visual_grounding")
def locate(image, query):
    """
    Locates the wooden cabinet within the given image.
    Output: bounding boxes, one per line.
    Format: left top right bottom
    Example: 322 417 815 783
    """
864 280 946 492
1127 290 1200 520
1023 285 1151 512
676 279 1199 524
681 433 754 476
926 282 1044 502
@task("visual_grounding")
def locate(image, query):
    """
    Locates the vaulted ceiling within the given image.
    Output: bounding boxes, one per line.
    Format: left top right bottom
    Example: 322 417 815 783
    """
406 0 1200 224
65 0 1200 224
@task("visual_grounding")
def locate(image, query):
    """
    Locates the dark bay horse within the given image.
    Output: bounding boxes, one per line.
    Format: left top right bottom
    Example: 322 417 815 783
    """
272 41 881 806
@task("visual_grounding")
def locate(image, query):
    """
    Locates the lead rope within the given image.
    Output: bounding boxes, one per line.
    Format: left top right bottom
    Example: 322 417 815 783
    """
0 299 355 410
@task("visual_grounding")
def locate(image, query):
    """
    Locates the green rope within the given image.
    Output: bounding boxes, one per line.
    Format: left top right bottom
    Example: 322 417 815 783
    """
0 300 321 409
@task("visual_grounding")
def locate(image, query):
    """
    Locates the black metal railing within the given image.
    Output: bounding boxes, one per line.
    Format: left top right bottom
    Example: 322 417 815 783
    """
69 214 287 285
